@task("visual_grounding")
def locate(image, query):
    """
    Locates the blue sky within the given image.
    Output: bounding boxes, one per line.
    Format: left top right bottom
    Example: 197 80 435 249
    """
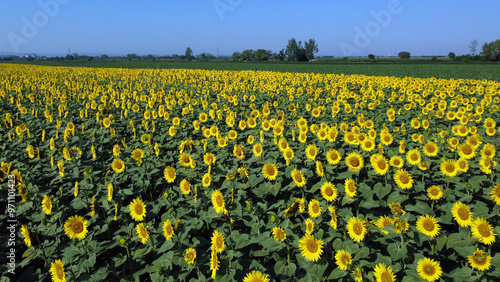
1 0 499 57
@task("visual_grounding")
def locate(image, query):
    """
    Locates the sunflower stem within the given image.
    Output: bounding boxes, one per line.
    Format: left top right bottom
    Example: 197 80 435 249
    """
34 232 48 266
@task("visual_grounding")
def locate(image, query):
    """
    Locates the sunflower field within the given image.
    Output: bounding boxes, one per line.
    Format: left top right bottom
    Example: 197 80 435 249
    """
1 63 500 281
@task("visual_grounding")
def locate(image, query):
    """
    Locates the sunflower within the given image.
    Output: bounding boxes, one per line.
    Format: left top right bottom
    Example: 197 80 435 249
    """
129 198 147 221
262 163 278 181
361 138 376 152
284 200 300 217
389 155 404 168
406 149 421 165
334 250 352 270
326 149 342 165
298 234 324 262
178 179 191 195
394 169 413 190
202 172 211 187
41 195 52 215
426 185 443 200
416 215 440 238
112 159 125 173
272 227 286 242
163 219 175 240
423 141 439 157
307 199 322 218
50 259 67 282
211 230 225 253
347 217 368 242
417 257 442 282
345 152 364 172
329 206 338 229
184 248 196 265
278 138 289 152
376 216 393 235
373 263 396 282
242 271 270 282
305 144 318 160
345 178 357 197
457 158 469 173
371 154 389 175
451 201 473 227
136 223 149 244
64 215 88 240
303 218 315 234
253 143 263 157
203 153 216 167
471 218 496 245
315 160 324 177
291 168 306 187
179 152 193 167
352 266 363 282
458 143 476 160
481 143 496 159
21 225 31 247
467 248 492 271
490 184 500 206
211 190 225 214
389 203 406 216
380 132 393 146
440 159 458 177
320 182 338 202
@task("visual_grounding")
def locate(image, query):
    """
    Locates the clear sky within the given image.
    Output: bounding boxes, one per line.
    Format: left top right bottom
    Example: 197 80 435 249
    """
1 0 499 57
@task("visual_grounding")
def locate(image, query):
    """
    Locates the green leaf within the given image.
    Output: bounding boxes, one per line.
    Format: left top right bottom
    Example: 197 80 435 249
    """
435 235 447 253
374 183 392 200
405 200 434 215
448 267 474 282
327 267 348 279
274 262 297 279
387 242 407 260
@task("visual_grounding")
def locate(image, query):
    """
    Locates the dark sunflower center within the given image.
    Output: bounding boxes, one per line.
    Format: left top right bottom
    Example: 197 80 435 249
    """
350 159 359 167
216 237 223 247
474 254 486 265
72 222 82 233
411 154 418 161
295 174 303 182
312 204 319 213
216 197 223 207
381 272 392 282
353 223 362 235
308 241 318 252
478 224 490 237
135 205 143 214
57 266 64 278
378 161 386 169
424 265 435 275
423 221 434 231
325 187 333 196
400 175 409 184
446 164 454 172
458 208 468 220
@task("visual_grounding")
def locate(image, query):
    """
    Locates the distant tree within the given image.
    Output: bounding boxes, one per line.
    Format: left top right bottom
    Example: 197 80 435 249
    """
481 39 500 61
127 53 137 61
285 38 300 61
448 52 456 60
199 53 214 61
232 51 241 61
100 54 109 60
65 54 74 60
146 54 155 60
368 54 375 59
73 53 79 60
398 51 411 59
469 39 479 55
254 49 270 61
86 56 93 61
185 47 194 61
304 39 318 60
278 49 285 61
241 49 254 61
